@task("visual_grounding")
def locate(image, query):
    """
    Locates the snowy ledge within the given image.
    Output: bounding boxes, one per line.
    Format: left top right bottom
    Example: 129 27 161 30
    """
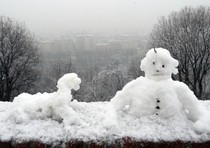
1 71 210 147
0 100 210 145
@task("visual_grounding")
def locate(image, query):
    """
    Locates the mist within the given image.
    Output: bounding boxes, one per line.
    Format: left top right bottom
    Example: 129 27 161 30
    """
1 0 210 37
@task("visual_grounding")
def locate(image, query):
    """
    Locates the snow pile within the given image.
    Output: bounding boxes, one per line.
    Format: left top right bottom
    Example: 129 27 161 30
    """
0 48 210 144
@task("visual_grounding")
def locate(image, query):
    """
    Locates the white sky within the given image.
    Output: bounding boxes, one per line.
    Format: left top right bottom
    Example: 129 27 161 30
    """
0 0 210 36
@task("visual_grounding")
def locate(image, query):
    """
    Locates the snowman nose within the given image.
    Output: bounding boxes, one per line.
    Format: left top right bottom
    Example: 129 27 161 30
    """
156 70 159 72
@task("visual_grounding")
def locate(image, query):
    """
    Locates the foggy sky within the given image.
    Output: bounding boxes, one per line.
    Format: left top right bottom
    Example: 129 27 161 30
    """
0 0 210 37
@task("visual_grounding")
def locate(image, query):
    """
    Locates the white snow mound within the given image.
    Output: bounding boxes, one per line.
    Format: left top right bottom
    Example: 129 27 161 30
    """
8 73 81 125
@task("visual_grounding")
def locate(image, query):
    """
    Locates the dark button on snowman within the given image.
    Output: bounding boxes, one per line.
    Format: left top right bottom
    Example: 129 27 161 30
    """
111 48 210 133
155 98 160 115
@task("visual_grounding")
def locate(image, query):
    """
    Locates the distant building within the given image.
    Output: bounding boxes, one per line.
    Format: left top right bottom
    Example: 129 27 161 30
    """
95 43 109 50
107 40 122 50
94 36 141 50
38 38 75 59
76 34 95 50
38 40 53 55
53 39 75 53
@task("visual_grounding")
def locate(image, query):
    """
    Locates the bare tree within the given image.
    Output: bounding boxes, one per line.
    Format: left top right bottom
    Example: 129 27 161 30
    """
0 16 39 101
148 6 210 99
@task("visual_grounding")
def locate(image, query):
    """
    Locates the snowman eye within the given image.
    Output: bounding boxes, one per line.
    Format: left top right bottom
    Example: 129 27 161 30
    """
162 65 165 68
152 62 155 65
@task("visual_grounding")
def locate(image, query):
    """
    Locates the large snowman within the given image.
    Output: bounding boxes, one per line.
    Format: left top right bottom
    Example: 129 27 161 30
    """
111 48 209 132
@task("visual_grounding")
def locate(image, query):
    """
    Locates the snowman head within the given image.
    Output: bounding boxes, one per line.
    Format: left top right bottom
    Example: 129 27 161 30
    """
57 73 81 92
140 48 179 81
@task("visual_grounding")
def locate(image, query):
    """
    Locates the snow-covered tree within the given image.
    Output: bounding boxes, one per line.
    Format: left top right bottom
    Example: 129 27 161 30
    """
92 59 128 101
148 6 210 99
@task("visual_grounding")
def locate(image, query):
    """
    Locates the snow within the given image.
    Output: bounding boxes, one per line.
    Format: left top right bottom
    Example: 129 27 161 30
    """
0 48 210 144
0 100 210 143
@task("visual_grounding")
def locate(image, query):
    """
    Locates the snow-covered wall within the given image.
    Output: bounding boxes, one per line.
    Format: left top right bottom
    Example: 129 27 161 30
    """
0 73 210 144
1 100 210 144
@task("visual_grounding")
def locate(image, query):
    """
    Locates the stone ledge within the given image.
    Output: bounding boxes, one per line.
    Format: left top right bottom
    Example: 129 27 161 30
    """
1 138 210 148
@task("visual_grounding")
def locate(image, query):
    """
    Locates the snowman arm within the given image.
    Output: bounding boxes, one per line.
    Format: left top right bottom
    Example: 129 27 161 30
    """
111 78 141 111
111 89 131 111
177 83 205 122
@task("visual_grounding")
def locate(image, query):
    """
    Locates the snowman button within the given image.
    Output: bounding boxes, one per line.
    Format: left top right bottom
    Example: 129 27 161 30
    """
156 106 160 109
157 99 160 103
156 113 158 115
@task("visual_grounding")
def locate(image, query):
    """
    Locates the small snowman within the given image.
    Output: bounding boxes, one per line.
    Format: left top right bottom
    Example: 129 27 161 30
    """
111 48 209 133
